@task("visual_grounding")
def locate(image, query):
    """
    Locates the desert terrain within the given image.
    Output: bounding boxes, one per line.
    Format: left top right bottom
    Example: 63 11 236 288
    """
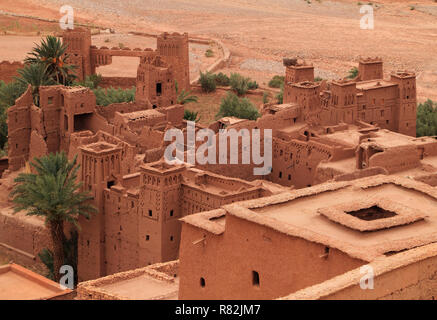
0 0 436 102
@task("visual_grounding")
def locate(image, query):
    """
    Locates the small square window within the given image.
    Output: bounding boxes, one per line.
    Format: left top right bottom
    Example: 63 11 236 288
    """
149 210 152 217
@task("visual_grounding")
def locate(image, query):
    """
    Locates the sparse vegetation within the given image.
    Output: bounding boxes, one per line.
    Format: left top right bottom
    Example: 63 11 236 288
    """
184 110 201 122
205 49 214 57
410 5 415 10
199 71 217 93
214 72 230 87
268 75 285 88
314 76 323 82
93 87 136 106
229 73 258 96
216 92 260 120
175 81 198 105
74 74 102 89
417 99 437 137
263 91 269 104
118 42 125 49
347 67 359 79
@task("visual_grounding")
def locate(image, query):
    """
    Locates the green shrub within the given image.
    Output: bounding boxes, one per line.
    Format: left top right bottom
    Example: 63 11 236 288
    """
74 74 102 89
199 71 216 93
184 110 201 122
93 86 136 106
214 72 230 86
417 99 437 137
314 76 323 82
268 75 284 88
229 73 249 96
347 67 359 79
262 91 269 104
229 73 258 95
205 49 214 57
216 92 260 120
247 80 259 90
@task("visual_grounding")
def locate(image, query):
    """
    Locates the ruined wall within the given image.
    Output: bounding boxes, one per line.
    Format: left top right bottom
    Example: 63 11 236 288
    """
0 61 23 83
178 214 365 299
368 145 421 174
7 87 33 171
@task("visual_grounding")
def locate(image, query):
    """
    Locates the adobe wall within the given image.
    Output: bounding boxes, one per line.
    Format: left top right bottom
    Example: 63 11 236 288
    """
283 243 437 300
0 61 23 83
368 145 421 174
96 102 150 123
0 157 9 177
0 209 52 260
157 32 190 91
99 77 136 89
178 213 365 299
7 86 33 171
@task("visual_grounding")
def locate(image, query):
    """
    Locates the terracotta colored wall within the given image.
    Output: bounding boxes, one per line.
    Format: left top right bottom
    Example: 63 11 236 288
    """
99 77 136 89
178 214 365 299
0 61 23 83
285 244 437 300
157 32 190 91
0 211 52 259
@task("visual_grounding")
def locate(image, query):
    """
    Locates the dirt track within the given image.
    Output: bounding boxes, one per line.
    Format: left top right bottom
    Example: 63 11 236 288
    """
0 0 436 101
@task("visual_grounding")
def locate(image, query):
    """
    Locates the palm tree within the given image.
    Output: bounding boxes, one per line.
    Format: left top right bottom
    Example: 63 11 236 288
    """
184 109 201 122
175 80 198 105
15 63 55 106
10 152 96 282
25 35 77 85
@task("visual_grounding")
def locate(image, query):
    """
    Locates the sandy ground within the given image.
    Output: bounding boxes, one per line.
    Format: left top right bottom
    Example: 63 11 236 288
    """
0 0 436 101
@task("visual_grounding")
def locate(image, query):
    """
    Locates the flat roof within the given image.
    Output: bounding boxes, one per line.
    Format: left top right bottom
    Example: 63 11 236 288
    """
121 109 165 121
77 261 179 300
185 176 437 262
321 127 424 149
356 80 397 90
99 274 178 300
0 264 71 300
